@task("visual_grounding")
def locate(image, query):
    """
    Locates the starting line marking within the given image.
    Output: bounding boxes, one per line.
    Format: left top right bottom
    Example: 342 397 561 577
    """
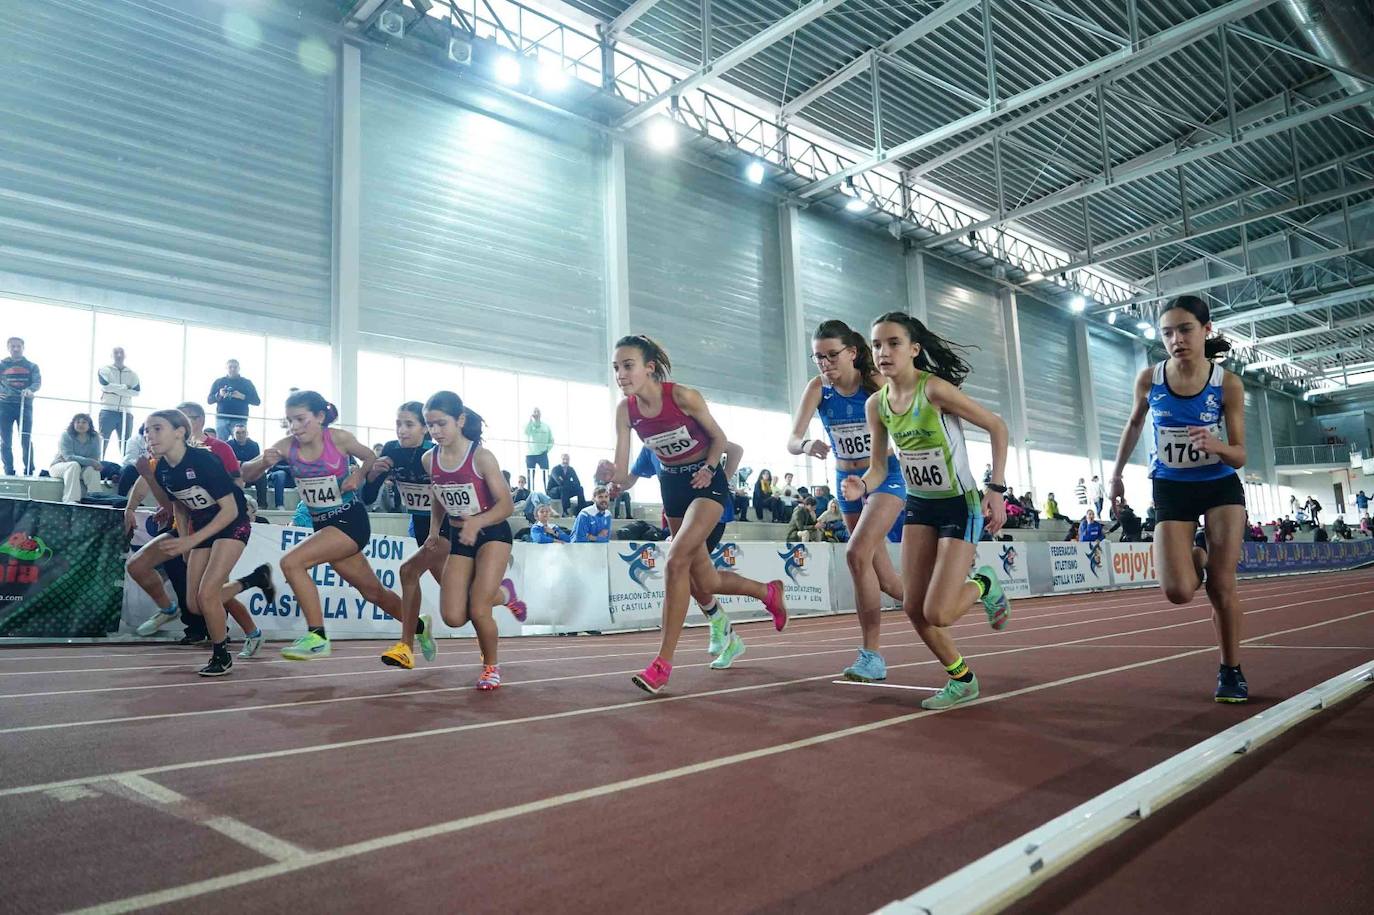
831 680 940 692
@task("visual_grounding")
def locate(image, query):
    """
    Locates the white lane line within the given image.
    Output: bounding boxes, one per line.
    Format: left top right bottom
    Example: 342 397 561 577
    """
104 775 307 863
832 681 939 692
0 594 1239 732
7 574 1361 701
4 603 1368 798
2 587 1361 734
63 608 1374 915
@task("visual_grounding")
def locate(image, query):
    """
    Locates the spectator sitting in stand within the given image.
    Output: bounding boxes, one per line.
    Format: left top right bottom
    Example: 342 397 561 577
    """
510 474 531 504
812 484 833 515
50 413 104 503
785 496 817 542
547 453 587 517
1245 522 1267 542
1065 521 1080 541
776 473 799 516
1314 524 1330 543
530 503 570 544
116 424 149 496
815 496 847 542
1044 491 1068 523
1144 503 1158 533
1360 513 1372 536
227 424 269 509
1078 509 1104 543
752 468 780 521
572 486 613 543
1330 516 1352 540
523 489 554 525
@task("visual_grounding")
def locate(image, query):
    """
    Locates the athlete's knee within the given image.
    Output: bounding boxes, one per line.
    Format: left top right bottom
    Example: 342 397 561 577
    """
280 552 306 577
1162 582 1194 605
845 545 871 576
666 548 694 577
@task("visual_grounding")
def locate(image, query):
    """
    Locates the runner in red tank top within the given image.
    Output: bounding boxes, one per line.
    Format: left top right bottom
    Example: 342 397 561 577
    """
417 390 515 690
602 335 787 695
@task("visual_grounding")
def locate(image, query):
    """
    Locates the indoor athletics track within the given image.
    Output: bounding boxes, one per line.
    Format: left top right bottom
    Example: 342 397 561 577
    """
2 567 1371 914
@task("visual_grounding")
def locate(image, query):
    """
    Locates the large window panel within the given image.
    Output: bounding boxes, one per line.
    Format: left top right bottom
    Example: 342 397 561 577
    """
356 352 405 438
184 327 266 422
91 312 183 422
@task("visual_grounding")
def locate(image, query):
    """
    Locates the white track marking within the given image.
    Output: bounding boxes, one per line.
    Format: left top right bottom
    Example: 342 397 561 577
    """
831 681 939 692
0 587 1361 734
104 775 306 863
62 608 1374 915
2 603 1368 794
9 575 1361 701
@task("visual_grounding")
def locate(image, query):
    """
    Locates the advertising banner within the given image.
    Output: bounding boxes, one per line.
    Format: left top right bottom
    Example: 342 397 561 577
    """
1049 541 1111 592
1108 542 1158 587
975 541 1032 598
607 539 831 632
1 499 128 638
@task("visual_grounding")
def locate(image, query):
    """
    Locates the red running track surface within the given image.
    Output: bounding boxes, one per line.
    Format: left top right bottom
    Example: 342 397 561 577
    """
0 568 1371 914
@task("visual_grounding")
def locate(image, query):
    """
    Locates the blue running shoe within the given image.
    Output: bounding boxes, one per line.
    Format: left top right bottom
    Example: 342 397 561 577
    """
1215 665 1248 703
841 648 887 682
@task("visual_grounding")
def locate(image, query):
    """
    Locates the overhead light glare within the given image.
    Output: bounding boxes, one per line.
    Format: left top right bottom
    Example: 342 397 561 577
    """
537 58 569 91
494 53 522 86
1069 295 1087 313
1106 310 1118 325
745 161 765 185
1025 271 1044 282
647 117 677 150
1143 326 1157 340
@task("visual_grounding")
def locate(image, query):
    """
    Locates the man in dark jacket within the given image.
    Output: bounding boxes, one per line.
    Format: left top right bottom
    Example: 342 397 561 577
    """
547 453 587 516
0 337 41 475
1107 502 1143 542
207 358 261 440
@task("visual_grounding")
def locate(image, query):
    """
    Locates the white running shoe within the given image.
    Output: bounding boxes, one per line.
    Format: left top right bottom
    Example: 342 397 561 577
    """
238 632 264 659
136 609 180 637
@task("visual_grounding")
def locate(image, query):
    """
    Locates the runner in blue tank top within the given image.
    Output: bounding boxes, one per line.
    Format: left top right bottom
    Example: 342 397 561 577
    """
787 320 905 683
1110 296 1250 703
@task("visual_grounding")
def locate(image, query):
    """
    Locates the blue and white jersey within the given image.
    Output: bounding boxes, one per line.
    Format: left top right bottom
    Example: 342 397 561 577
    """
1147 361 1236 482
816 383 872 462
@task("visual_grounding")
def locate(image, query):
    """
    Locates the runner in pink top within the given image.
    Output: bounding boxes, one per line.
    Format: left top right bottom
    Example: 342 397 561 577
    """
602 335 787 696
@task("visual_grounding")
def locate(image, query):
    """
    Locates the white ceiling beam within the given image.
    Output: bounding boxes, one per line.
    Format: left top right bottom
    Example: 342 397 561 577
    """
606 0 667 39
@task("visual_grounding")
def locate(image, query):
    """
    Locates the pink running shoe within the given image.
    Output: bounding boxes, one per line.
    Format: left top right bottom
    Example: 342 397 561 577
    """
501 577 527 622
631 657 672 694
476 664 501 690
764 580 788 631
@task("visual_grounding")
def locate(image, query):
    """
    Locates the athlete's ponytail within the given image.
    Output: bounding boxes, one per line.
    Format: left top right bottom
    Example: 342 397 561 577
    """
1164 295 1233 360
286 390 338 426
871 311 974 387
425 390 484 444
615 334 672 382
813 319 881 394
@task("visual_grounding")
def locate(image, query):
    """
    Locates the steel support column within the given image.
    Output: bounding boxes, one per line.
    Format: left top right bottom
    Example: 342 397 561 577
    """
331 41 362 428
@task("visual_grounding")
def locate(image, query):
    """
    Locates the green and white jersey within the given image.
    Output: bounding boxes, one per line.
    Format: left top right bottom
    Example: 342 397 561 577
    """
877 372 978 505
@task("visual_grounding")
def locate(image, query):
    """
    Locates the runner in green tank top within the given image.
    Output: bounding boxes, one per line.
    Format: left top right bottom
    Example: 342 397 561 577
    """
842 312 1013 710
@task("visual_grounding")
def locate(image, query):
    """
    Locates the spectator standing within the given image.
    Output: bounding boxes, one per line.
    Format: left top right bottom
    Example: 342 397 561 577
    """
1074 477 1089 511
0 336 40 475
1078 509 1104 543
206 358 261 440
982 463 993 485
1355 490 1369 514
1305 496 1322 527
50 413 103 502
547 453 587 516
572 487 613 543
1289 494 1299 515
1091 475 1105 515
524 408 554 490
530 503 569 543
96 346 140 458
228 424 268 509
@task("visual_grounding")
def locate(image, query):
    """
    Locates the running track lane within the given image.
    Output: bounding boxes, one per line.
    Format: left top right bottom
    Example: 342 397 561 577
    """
0 568 1368 914
1007 689 1374 915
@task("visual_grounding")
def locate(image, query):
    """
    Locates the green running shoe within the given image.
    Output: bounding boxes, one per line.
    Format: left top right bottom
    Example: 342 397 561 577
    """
709 632 746 670
707 611 731 656
975 565 1010 630
920 674 980 710
281 632 331 661
416 614 437 663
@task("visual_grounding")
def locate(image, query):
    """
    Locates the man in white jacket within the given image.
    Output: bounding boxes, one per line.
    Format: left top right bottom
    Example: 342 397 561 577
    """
96 347 141 458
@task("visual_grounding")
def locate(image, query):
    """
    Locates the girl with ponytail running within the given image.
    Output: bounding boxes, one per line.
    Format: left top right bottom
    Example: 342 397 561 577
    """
605 335 787 694
241 391 406 660
843 313 1010 710
1110 295 1249 703
787 319 905 682
415 391 514 690
371 401 524 671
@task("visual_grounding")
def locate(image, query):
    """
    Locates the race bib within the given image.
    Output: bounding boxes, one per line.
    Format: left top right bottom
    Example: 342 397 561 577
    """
396 481 432 512
1157 426 1221 468
171 485 215 511
899 448 948 493
297 475 343 510
829 421 871 460
644 425 699 459
435 482 481 517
